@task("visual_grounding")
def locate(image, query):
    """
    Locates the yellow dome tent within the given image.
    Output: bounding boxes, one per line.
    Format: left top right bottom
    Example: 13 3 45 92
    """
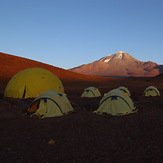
81 87 101 98
4 68 64 98
143 86 160 96
118 86 131 96
26 90 73 118
94 89 137 116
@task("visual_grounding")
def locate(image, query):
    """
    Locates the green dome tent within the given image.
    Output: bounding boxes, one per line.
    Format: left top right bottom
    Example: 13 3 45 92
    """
26 90 73 118
143 86 160 96
94 89 137 116
4 68 64 98
81 87 101 98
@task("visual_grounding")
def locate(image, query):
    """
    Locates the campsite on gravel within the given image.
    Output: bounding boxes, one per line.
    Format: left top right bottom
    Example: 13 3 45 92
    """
0 52 162 162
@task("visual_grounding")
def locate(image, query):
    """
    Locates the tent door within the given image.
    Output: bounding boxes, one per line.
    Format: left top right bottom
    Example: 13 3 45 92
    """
22 86 26 99
28 100 40 113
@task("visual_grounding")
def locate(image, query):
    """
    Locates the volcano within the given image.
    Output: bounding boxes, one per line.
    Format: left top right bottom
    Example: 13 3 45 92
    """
69 51 163 77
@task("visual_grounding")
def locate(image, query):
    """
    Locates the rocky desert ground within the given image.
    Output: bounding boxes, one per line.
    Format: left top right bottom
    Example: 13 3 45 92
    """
0 52 162 162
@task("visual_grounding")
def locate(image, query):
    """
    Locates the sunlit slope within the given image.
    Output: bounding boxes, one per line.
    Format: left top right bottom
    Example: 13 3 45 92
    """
0 52 113 85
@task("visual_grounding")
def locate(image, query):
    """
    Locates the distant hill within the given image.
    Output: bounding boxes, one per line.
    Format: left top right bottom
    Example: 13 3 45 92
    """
0 52 113 90
69 51 163 77
153 73 163 79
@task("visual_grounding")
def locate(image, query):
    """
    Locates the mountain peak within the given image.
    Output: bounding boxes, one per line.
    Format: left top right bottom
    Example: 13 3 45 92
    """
116 51 125 54
113 51 125 60
100 51 126 63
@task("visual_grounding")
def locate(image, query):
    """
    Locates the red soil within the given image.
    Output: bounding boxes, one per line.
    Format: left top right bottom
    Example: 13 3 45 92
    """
0 52 162 162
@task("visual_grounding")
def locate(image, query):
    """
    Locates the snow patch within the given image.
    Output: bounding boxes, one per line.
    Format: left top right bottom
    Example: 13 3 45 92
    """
100 51 125 62
115 53 123 59
104 58 111 62
114 51 124 60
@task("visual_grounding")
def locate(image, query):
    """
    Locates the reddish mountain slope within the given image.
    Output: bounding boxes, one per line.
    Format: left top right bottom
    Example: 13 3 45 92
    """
0 52 113 91
70 51 163 77
154 73 163 78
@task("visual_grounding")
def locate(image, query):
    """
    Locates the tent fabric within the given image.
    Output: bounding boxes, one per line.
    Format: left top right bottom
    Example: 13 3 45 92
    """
143 86 160 96
118 86 131 96
4 68 64 98
81 87 101 98
26 90 73 118
94 89 137 116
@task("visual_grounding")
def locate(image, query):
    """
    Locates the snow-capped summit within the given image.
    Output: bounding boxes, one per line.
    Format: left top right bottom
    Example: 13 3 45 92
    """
117 51 124 53
69 51 162 77
110 51 124 60
100 51 128 63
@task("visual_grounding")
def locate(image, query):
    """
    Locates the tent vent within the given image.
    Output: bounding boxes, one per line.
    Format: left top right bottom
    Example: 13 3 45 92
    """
44 99 47 103
111 96 117 100
58 93 63 97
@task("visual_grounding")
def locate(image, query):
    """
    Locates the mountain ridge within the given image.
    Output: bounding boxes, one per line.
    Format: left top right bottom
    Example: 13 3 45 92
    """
0 52 114 92
69 51 163 77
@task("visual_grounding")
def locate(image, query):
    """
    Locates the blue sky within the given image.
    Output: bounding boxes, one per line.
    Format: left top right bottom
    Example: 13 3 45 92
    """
0 0 163 69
